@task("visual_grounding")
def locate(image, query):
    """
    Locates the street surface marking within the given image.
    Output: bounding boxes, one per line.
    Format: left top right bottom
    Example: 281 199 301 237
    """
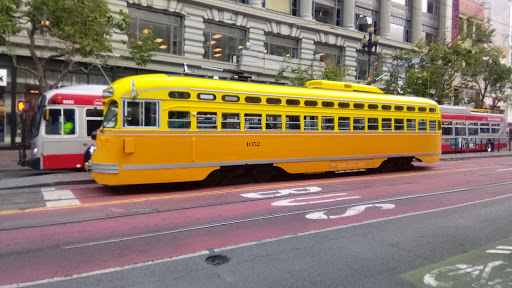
486 246 512 254
42 189 81 207
305 203 396 220
241 186 322 199
497 168 512 172
271 193 360 206
0 166 497 215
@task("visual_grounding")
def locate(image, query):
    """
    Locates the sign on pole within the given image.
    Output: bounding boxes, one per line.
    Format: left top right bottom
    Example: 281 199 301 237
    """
0 69 7 86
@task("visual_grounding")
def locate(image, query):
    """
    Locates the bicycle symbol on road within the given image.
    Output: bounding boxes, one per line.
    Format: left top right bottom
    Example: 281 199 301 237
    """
424 260 512 287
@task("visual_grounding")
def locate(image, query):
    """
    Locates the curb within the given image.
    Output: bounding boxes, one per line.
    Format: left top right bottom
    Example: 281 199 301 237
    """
441 152 512 161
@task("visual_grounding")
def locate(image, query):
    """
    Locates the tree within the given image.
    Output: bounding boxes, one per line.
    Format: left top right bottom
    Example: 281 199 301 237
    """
275 56 348 86
458 19 512 109
0 0 158 92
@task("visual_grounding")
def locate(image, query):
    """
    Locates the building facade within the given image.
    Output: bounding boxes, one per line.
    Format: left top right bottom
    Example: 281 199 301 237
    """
0 0 452 148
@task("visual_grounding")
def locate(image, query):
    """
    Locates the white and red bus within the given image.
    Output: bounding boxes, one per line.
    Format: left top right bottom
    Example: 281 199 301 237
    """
21 85 106 170
440 105 508 153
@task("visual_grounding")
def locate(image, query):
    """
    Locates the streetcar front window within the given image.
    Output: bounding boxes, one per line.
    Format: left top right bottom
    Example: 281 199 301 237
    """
30 96 46 138
102 101 118 128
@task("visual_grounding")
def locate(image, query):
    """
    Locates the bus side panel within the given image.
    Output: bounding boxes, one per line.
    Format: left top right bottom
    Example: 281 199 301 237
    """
42 153 84 169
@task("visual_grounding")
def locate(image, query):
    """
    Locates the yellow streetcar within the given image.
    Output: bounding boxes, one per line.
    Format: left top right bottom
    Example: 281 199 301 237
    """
89 74 441 185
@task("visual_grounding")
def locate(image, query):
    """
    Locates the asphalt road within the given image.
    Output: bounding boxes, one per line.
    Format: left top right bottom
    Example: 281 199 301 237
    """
1 157 512 288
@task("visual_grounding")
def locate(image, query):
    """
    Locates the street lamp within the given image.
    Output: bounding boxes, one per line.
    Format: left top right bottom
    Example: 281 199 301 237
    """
361 26 380 83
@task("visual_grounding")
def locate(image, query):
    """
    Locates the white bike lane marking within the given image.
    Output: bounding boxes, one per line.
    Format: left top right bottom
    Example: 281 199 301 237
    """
305 204 396 220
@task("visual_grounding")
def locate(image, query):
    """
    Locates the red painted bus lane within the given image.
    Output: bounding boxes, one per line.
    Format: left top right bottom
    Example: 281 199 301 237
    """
1 181 511 286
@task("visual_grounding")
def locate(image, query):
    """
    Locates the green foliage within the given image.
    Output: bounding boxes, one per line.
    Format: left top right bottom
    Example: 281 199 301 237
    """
322 65 348 82
128 28 159 67
275 56 347 86
0 0 158 91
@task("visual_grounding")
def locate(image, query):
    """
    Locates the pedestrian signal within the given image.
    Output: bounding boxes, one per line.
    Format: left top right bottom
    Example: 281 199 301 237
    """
17 101 31 112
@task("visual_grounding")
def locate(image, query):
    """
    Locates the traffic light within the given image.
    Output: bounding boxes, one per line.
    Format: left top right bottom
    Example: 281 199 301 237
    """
17 101 31 112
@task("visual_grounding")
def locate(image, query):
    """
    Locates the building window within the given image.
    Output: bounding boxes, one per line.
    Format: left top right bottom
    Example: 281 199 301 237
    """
355 7 377 33
390 17 409 42
391 0 407 5
264 0 298 15
422 0 439 15
203 22 246 63
315 44 344 67
315 4 336 25
423 25 438 44
264 35 299 58
128 7 182 55
356 53 380 81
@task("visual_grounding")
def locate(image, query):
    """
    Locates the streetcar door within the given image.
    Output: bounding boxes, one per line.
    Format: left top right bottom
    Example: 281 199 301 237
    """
81 107 103 154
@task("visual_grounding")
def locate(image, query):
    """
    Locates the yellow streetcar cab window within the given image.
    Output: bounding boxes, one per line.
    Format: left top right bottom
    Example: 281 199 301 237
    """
368 118 379 131
418 107 427 112
222 95 240 102
407 106 416 112
394 119 405 131
353 103 365 109
197 112 217 130
418 119 427 131
266 114 282 130
285 115 301 131
322 116 335 131
322 101 334 108
168 91 191 99
266 98 281 105
245 114 262 130
353 117 365 131
286 99 300 106
394 106 404 111
304 100 318 107
102 101 118 128
304 116 318 131
338 102 350 109
338 117 350 131
382 118 392 131
221 113 241 130
168 111 191 129
368 104 379 110
429 119 437 131
245 96 261 103
382 105 392 111
406 119 416 131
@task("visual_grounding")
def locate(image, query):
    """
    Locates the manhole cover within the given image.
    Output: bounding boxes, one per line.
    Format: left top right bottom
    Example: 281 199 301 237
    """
205 254 230 266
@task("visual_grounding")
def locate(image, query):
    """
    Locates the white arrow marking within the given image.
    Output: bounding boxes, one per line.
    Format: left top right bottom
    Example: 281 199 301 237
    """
271 193 360 206
306 204 395 220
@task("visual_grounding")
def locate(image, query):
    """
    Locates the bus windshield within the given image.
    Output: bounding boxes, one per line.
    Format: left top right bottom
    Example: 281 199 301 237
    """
31 96 46 138
102 101 118 128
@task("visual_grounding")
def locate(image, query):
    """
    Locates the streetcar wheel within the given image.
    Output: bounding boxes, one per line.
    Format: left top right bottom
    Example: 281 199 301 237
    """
486 141 493 152
252 165 273 183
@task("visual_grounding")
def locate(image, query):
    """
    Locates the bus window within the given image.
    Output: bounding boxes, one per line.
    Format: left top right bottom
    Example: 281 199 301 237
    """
353 117 365 131
491 123 501 134
102 101 118 128
394 119 404 131
338 102 350 109
168 111 191 130
304 100 318 107
169 91 190 99
468 126 479 136
285 115 301 131
45 109 62 135
418 107 427 112
304 116 318 131
221 113 240 130
382 118 392 131
429 120 436 131
382 105 391 111
368 104 378 110
197 112 217 130
455 127 467 136
353 103 364 109
322 101 334 108
245 96 261 103
442 126 453 136
418 119 427 131
368 118 379 131
266 98 281 105
321 116 334 131
245 114 262 130
45 108 76 135
406 119 416 131
480 123 490 134
286 99 300 106
338 117 350 131
86 109 104 136
266 115 282 130
124 101 159 127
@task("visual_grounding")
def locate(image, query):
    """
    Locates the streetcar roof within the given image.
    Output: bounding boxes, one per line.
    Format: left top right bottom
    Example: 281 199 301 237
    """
45 85 108 98
109 74 439 107
45 85 108 106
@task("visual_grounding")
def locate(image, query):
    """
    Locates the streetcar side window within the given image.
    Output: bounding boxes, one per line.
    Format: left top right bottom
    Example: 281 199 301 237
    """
394 106 404 111
266 98 281 105
368 118 379 131
407 106 416 112
480 123 490 134
382 105 391 111
418 119 427 131
491 123 501 134
368 104 378 110
322 116 335 131
338 102 350 109
286 99 300 106
198 93 216 101
285 115 301 131
429 107 437 113
468 126 479 136
338 117 351 131
429 120 436 131
168 111 191 130
353 117 365 131
353 103 365 109
245 114 262 130
304 100 318 107
124 101 159 127
442 126 453 136
406 119 416 131
245 96 261 104
86 108 104 136
304 116 318 131
222 95 239 102
221 113 241 130
266 114 282 130
322 101 334 108
382 118 392 131
197 112 217 130
394 119 404 131
455 127 466 136
418 107 427 112
168 91 190 99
